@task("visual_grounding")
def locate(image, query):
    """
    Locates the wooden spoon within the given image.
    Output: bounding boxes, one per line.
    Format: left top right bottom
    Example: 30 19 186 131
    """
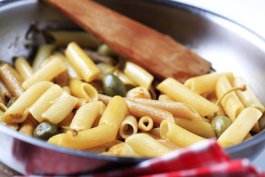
46 0 211 82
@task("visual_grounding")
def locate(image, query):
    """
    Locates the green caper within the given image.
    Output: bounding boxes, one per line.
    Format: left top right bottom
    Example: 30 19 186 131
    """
7 97 16 108
33 122 59 140
102 73 126 97
211 115 232 138
97 44 116 57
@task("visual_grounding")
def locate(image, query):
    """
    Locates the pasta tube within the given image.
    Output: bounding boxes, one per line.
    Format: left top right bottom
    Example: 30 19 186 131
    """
70 101 104 131
32 44 55 71
14 57 34 81
149 128 161 138
138 116 153 131
87 140 122 153
216 75 244 121
22 56 67 89
48 124 117 150
119 115 138 139
19 115 37 136
157 139 179 150
157 78 218 117
233 77 264 132
0 64 24 97
3 81 53 123
129 98 204 121
217 107 262 147
126 87 151 99
113 70 136 86
0 80 12 104
184 72 233 95
42 92 78 124
160 120 205 147
98 94 174 124
59 112 74 127
28 84 63 122
126 99 175 124
125 133 171 157
53 71 69 87
99 96 128 132
106 142 141 157
174 118 216 138
65 42 100 82
158 94 175 102
53 52 81 79
124 62 154 89
69 79 98 101
233 77 265 112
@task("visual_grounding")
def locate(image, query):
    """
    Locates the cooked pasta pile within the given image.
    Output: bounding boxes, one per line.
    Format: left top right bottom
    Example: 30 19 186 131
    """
0 31 264 157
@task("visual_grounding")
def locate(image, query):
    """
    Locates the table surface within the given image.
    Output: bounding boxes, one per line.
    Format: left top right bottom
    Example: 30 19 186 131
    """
1 0 265 176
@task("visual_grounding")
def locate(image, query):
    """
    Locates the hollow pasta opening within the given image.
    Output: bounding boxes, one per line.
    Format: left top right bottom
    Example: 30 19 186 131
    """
160 120 169 139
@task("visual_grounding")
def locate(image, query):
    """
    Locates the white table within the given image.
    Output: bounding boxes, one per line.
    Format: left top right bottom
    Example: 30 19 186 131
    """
172 0 265 170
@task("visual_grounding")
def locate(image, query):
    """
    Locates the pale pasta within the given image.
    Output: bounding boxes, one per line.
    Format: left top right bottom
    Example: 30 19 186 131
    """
65 42 101 82
22 56 67 89
0 34 263 159
157 78 218 117
216 75 244 121
119 115 138 139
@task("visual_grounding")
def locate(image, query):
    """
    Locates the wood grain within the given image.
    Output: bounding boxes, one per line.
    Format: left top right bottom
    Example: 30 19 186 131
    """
46 0 211 82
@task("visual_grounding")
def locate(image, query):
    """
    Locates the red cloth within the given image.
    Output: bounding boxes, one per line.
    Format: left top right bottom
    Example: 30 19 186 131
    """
16 139 265 177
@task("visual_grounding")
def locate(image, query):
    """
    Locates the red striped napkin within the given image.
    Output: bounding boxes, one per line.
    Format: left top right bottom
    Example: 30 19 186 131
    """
16 139 265 177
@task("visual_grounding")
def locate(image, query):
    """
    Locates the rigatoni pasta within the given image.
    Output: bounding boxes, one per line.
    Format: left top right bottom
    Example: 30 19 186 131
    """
22 55 67 89
157 78 218 117
0 35 264 159
65 42 100 82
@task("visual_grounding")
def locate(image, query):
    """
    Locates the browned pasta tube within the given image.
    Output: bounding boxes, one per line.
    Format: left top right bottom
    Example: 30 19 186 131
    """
129 98 205 121
0 64 24 97
0 80 12 103
99 94 174 124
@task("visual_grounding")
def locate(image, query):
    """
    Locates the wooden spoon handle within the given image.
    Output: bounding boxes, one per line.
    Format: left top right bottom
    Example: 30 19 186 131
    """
46 0 211 82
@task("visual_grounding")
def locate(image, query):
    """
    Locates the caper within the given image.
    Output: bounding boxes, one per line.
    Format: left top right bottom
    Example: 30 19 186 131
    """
33 122 59 140
102 73 126 97
211 115 232 138
97 44 116 57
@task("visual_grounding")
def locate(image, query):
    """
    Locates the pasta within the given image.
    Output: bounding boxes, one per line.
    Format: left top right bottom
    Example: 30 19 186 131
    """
0 64 24 97
65 42 101 82
124 62 154 89
2 81 53 123
126 87 151 99
138 116 153 132
217 107 262 147
29 84 63 122
184 72 233 95
32 44 55 71
48 124 118 150
69 79 98 101
216 75 244 121
119 115 138 139
42 92 78 124
22 55 67 89
125 133 171 157
14 57 34 81
70 101 104 131
0 34 263 158
157 78 218 117
160 120 205 147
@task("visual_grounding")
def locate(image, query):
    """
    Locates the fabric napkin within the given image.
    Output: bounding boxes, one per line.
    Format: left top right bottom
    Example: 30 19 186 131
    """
16 139 265 177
